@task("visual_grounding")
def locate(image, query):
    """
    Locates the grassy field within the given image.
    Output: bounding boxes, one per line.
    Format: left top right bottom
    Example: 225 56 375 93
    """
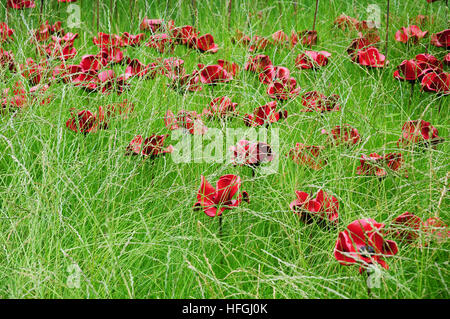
0 0 448 298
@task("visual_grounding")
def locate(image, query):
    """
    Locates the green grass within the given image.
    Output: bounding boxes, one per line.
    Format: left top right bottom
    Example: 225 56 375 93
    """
0 0 448 298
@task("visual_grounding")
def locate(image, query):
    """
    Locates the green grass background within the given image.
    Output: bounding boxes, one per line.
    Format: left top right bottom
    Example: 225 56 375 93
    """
0 0 448 298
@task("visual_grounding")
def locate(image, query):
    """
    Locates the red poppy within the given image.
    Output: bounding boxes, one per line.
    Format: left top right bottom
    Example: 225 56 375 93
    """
289 143 326 170
193 175 249 217
444 53 450 66
413 15 431 26
0 22 14 42
20 58 44 85
140 18 165 33
230 140 273 167
196 33 219 53
58 0 77 2
121 32 145 46
272 30 288 46
295 51 331 69
217 59 239 77
165 110 207 135
397 120 443 148
393 59 423 82
0 48 16 71
356 153 405 177
93 32 122 48
41 41 77 61
248 35 270 52
79 54 101 74
347 32 380 60
244 101 287 127
267 78 300 101
172 25 198 47
126 134 174 158
334 14 359 31
244 55 272 73
430 29 449 48
423 217 449 244
259 65 291 84
291 30 317 46
390 212 422 243
202 96 238 119
101 99 134 120
66 109 102 134
421 70 450 93
198 64 232 84
321 124 360 146
290 190 339 225
334 219 398 272
301 91 340 112
356 47 387 68
7 0 35 9
1 81 27 109
160 57 185 79
98 46 125 65
29 84 53 105
395 25 428 44
168 70 203 92
146 33 174 53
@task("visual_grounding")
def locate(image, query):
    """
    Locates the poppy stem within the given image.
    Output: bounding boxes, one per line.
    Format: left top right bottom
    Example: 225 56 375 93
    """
39 0 44 24
408 81 415 107
227 0 232 31
251 166 256 177
384 0 390 58
96 0 100 35
311 0 319 48
191 0 198 27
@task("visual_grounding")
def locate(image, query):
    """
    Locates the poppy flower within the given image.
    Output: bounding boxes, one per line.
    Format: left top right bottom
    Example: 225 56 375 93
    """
357 20 378 31
390 212 422 243
289 143 327 170
101 99 134 120
146 33 174 53
347 32 380 60
334 218 398 272
244 55 272 73
291 30 317 46
66 109 104 134
123 58 157 80
198 64 232 84
413 15 432 26
395 25 428 44
393 59 423 82
244 101 287 127
93 32 122 48
334 14 359 31
41 41 77 61
202 96 238 119
423 217 449 243
7 0 35 9
98 69 127 94
20 58 44 85
420 70 450 93
290 190 339 225
140 18 165 33
172 25 199 47
231 29 251 46
165 110 207 135
397 120 443 148
444 53 450 66
160 57 185 79
126 134 174 158
295 51 331 69
0 48 16 72
430 29 449 48
321 124 360 146
193 175 249 217
356 153 405 177
0 22 14 42
356 47 387 68
259 65 291 84
248 35 270 52
301 91 340 112
1 81 27 109
79 54 102 74
121 32 145 46
217 59 239 77
229 140 273 167
168 70 203 92
267 78 301 101
29 84 53 105
272 30 288 46
98 46 125 65
196 33 218 53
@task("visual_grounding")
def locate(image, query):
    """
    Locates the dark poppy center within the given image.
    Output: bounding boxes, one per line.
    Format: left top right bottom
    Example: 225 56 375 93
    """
358 245 375 257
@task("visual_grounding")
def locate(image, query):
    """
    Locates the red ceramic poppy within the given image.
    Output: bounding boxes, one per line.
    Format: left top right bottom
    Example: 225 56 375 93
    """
356 153 405 177
334 14 359 31
423 217 449 243
165 110 207 135
121 32 145 46
126 134 174 157
395 25 428 44
217 59 239 77
101 99 134 121
230 140 273 167
248 35 270 52
356 47 387 68
347 32 380 60
146 33 174 53
290 190 339 225
301 91 340 112
29 83 53 105
98 46 125 65
295 51 331 69
397 120 443 148
259 65 291 84
291 30 317 46
289 143 326 170
244 101 287 127
421 70 450 93
444 53 450 66
272 30 288 46
198 64 232 84
393 59 422 81
140 18 165 33
430 29 449 48
321 124 360 146
66 110 100 134
267 78 300 101
193 175 249 217
390 212 422 243
172 25 199 47
196 33 219 53
244 55 272 73
0 48 16 71
168 70 203 92
334 219 398 271
7 0 36 9
20 58 44 85
413 15 431 26
202 96 238 119
1 81 27 109
0 22 15 42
